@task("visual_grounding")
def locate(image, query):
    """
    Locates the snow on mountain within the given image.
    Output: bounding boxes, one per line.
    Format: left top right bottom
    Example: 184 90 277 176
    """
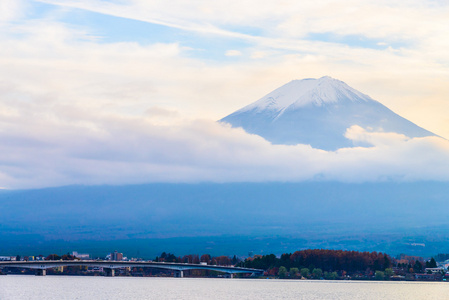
240 76 372 112
220 76 436 150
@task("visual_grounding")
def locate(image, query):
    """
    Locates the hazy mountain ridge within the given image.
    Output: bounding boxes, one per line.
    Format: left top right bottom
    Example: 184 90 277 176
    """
2 182 449 256
221 77 436 150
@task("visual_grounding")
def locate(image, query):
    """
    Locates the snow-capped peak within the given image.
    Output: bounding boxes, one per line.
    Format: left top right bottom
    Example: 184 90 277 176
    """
239 76 373 113
220 76 435 150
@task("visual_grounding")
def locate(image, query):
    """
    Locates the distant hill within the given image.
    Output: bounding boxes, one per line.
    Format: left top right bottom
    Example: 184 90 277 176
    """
220 76 435 150
1 182 449 257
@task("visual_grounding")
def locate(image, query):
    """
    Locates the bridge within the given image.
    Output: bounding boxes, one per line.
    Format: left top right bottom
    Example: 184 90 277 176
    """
0 260 264 277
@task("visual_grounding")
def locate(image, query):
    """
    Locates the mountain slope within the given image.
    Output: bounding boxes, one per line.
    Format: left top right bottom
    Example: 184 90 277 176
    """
220 76 435 150
1 182 449 256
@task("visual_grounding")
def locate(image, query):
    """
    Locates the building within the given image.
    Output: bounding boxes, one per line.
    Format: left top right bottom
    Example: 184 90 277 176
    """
0 256 16 261
110 251 123 261
425 267 444 274
415 273 443 281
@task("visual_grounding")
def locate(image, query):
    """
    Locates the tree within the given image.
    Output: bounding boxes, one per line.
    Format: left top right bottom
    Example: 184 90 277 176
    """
216 256 231 266
300 268 310 278
278 266 288 278
193 254 200 264
312 268 323 279
429 258 437 268
383 254 391 269
384 268 394 279
330 272 338 280
61 254 75 261
200 254 211 264
290 267 299 278
324 271 338 280
159 252 177 262
280 253 292 269
375 271 385 280
46 254 61 260
413 261 423 273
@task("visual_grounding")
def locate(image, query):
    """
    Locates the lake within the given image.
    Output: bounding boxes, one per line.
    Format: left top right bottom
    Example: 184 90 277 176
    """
1 275 449 299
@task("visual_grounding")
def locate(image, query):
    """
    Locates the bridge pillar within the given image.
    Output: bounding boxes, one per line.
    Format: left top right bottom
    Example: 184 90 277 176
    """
35 269 46 276
104 268 115 277
174 270 184 278
224 273 234 278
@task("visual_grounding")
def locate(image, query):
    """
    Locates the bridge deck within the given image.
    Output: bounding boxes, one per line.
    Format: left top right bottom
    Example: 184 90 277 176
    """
0 260 264 277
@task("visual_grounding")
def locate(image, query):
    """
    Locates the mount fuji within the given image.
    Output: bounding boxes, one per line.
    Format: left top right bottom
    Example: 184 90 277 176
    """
220 76 435 150
2 77 448 258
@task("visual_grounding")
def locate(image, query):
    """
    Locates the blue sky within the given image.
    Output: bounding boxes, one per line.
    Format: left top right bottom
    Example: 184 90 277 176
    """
31 1 407 58
1 0 449 188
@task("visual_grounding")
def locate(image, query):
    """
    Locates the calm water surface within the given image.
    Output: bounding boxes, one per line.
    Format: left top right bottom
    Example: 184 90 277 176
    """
1 275 449 299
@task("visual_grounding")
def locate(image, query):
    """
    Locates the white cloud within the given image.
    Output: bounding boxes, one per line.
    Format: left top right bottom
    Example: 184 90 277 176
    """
1 110 449 189
345 125 409 146
225 50 242 57
1 1 449 188
250 51 267 59
0 0 26 22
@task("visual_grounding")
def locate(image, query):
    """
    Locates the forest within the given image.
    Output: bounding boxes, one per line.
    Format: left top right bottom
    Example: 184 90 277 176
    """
240 249 391 273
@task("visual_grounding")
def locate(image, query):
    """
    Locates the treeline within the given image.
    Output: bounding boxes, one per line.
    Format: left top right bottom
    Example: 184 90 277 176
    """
155 252 239 266
239 249 392 274
45 254 76 260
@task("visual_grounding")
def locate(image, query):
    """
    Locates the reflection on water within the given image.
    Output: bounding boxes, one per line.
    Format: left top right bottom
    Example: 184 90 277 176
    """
1 275 449 300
